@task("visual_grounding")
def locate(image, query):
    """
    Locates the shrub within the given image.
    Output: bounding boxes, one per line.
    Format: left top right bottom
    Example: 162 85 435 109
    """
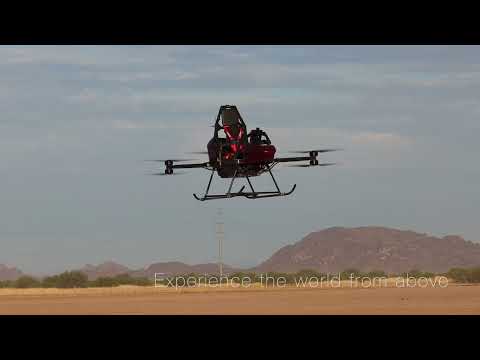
294 269 326 281
258 272 296 285
0 280 14 288
90 276 120 287
340 268 363 280
365 270 387 279
42 271 88 288
447 267 480 283
228 272 256 283
471 267 480 283
90 274 153 287
400 270 435 279
15 276 42 288
127 276 152 286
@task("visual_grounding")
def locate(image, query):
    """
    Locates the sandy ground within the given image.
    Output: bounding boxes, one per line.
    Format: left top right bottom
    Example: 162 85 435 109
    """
1 281 479 314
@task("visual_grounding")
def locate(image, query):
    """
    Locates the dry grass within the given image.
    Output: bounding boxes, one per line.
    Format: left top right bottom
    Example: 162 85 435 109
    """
1 278 478 315
0 277 455 297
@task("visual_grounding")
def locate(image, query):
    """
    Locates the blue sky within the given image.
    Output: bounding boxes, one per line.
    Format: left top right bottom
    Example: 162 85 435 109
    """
1 45 479 274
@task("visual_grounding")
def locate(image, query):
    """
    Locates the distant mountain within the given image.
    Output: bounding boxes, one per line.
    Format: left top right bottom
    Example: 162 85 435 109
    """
0 264 23 281
254 226 480 274
4 227 480 280
79 261 132 280
132 261 238 278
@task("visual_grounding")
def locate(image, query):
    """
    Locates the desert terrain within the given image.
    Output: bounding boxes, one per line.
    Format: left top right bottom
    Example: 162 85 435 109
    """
1 281 479 315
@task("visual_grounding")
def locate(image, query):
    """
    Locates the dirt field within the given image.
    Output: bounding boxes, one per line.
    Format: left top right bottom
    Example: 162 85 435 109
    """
1 281 479 314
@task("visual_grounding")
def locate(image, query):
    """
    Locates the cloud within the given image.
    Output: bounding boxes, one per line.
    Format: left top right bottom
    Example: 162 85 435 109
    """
267 127 411 148
0 46 176 66
2 46 480 274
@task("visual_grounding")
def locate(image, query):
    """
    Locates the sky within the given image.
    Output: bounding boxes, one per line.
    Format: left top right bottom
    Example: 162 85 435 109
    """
1 45 479 274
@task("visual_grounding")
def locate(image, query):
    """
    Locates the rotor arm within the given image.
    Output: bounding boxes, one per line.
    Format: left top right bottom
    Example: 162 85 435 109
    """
275 153 337 168
163 160 209 175
273 156 312 163
170 162 209 169
274 149 339 167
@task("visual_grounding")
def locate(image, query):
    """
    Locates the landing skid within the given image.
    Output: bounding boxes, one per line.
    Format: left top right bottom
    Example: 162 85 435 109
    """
193 185 246 201
243 184 296 199
193 166 296 201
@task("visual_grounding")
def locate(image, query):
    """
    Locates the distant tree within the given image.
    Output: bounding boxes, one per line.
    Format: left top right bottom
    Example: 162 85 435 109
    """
90 274 153 287
42 275 59 288
42 271 88 288
341 268 363 280
471 267 480 283
90 277 119 288
228 272 248 283
447 267 480 283
422 272 435 279
447 268 469 282
365 270 387 279
402 269 420 278
130 276 152 286
401 270 435 279
228 272 258 284
15 276 42 288
295 269 326 281
0 280 14 288
259 272 295 285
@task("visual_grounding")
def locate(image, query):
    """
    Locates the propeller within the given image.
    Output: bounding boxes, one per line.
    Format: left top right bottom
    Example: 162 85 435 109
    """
144 159 197 163
147 172 187 176
289 148 342 154
287 162 337 168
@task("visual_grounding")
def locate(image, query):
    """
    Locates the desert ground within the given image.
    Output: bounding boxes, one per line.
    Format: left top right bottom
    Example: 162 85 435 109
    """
1 280 480 315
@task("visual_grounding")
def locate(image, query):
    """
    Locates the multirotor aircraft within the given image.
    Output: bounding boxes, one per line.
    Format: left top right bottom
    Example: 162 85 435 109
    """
148 105 339 201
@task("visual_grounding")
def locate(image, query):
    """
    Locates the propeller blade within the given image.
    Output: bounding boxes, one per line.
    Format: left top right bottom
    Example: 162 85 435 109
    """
287 162 337 168
289 148 342 154
317 162 337 166
147 172 187 176
144 159 198 163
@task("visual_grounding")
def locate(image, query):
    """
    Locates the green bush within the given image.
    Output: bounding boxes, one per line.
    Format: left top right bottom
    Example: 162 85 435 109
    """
471 267 480 283
228 272 257 283
89 274 153 287
259 272 296 285
90 276 119 287
0 280 15 288
340 268 363 280
400 270 435 279
162 273 202 287
42 271 88 288
294 269 327 281
15 276 42 288
364 270 387 279
447 267 480 283
128 276 152 286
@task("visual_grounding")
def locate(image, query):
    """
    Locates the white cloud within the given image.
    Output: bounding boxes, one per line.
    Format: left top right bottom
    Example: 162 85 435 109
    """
0 45 176 66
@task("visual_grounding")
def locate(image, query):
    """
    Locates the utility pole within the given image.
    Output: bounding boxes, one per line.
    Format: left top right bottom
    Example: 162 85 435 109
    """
216 208 224 277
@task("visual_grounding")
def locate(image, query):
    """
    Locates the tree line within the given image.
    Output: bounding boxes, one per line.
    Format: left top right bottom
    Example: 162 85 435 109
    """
159 267 480 287
0 271 152 289
1 266 480 289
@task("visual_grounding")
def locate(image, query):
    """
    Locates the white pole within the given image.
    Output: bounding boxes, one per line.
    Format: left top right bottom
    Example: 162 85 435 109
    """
216 208 224 277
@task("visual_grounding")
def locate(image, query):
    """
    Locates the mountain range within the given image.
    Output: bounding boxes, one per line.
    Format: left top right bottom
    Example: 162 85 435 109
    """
2 226 480 280
253 226 480 274
0 264 23 281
